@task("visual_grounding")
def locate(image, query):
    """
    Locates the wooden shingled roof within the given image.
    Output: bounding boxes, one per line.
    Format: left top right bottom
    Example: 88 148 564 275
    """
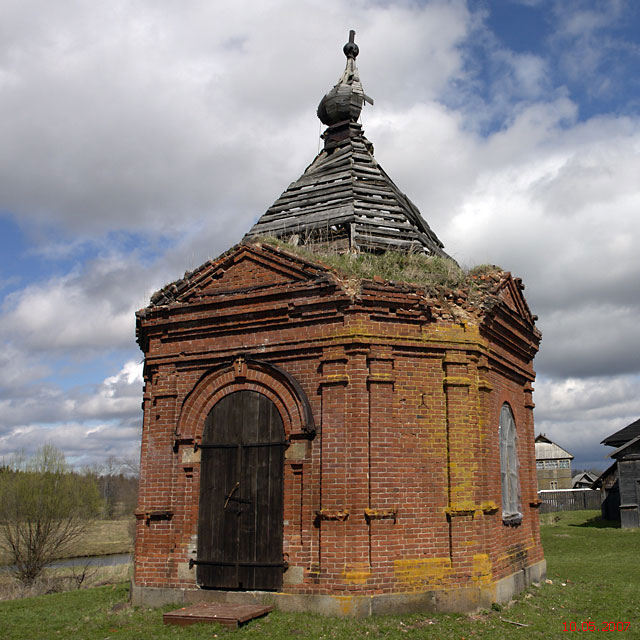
244 32 449 258
244 123 447 255
601 417 640 448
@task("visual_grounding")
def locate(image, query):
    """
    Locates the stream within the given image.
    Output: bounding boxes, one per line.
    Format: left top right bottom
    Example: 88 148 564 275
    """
1 553 131 572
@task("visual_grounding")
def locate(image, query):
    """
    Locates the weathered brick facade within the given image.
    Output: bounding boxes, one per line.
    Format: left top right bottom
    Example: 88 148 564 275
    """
133 241 545 614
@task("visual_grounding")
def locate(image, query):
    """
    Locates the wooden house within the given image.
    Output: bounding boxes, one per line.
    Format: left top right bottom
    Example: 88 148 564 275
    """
132 32 545 615
571 471 598 489
534 434 573 490
596 418 640 528
592 463 620 522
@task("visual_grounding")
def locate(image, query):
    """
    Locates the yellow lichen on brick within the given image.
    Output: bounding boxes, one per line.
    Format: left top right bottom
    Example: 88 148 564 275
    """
444 501 479 515
322 374 350 384
472 554 493 584
429 322 483 344
448 459 476 504
342 563 371 585
443 375 473 387
480 501 499 513
394 558 452 590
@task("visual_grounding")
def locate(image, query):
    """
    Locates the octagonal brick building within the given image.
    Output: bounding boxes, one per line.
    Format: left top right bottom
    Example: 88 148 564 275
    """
132 33 545 615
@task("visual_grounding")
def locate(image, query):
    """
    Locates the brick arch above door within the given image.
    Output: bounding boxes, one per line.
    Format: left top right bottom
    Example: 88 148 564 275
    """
176 356 316 445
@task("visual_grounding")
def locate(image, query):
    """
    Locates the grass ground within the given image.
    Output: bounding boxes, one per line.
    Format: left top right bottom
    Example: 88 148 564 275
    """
0 564 132 602
65 518 134 558
1 510 638 639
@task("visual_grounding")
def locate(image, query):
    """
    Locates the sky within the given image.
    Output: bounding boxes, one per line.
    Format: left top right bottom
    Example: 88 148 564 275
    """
1 0 639 473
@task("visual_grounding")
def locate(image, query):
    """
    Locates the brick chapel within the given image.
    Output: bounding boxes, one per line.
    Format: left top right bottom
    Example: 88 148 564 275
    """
133 32 545 615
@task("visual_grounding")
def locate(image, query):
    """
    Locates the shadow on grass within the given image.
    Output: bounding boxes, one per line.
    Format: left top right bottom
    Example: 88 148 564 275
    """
571 516 620 529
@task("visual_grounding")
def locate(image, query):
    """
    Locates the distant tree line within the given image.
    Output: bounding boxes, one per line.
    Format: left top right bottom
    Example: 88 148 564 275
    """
86 455 139 518
0 446 139 586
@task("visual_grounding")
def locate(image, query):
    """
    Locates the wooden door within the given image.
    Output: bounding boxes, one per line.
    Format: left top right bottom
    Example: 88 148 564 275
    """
196 391 285 590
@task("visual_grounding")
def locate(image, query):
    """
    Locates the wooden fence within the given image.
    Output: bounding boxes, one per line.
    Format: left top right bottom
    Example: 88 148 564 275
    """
537 488 601 513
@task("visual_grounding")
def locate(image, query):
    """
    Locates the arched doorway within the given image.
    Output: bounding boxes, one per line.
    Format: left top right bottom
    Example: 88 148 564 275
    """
196 390 286 590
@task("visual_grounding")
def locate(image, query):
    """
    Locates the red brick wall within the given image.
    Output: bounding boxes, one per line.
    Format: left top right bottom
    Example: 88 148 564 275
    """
134 245 542 596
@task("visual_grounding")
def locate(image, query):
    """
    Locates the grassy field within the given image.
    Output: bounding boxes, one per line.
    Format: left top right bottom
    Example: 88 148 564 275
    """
0 518 134 565
67 518 134 558
1 510 639 639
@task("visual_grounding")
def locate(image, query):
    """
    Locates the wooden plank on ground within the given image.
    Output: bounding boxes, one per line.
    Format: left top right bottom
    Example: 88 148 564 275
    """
163 602 273 629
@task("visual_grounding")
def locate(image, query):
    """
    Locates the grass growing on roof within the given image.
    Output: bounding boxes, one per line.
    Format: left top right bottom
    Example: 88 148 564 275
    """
256 236 502 296
2 510 639 638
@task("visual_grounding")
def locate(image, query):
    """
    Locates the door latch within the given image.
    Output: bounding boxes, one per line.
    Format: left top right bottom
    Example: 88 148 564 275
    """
223 482 240 509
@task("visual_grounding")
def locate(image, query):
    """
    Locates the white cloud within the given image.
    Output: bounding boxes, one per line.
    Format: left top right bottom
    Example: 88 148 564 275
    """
534 374 640 469
0 360 143 466
0 344 50 394
0 0 473 236
0 247 168 354
0 359 142 427
66 360 143 419
0 420 141 468
549 0 634 99
0 1 639 471
2 279 134 351
434 108 640 379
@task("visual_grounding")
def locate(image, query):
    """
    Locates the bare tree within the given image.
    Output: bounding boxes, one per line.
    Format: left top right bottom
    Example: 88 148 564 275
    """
89 455 139 518
120 455 140 478
99 456 122 518
0 445 101 585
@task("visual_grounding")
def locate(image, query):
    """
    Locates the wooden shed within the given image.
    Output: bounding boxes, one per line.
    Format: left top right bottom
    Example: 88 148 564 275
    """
132 33 545 615
598 419 640 528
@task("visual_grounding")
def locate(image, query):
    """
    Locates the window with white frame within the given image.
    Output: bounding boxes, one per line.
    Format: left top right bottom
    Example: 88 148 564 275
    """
499 403 522 525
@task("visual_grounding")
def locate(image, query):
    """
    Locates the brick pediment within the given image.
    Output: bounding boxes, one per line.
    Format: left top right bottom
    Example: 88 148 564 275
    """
182 251 314 300
499 284 521 317
494 275 536 327
199 255 293 294
146 242 333 307
479 273 541 364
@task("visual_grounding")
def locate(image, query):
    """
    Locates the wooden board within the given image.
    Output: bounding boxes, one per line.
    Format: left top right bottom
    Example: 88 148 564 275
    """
163 602 273 629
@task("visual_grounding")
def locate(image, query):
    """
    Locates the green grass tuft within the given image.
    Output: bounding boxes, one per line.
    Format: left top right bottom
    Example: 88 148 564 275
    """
255 236 503 301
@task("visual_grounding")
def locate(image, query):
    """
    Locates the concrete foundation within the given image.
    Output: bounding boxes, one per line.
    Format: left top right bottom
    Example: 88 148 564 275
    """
131 558 546 617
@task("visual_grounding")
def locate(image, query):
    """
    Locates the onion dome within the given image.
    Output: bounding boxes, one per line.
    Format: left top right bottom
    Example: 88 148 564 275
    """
317 30 373 126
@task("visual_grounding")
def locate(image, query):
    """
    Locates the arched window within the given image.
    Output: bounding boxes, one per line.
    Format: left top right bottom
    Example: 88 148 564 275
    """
499 403 522 525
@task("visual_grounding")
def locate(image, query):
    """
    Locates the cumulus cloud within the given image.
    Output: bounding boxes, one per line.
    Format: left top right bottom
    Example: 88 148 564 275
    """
549 0 639 100
0 0 639 470
0 360 143 465
0 344 51 394
0 257 145 353
436 109 640 380
66 360 143 420
0 359 142 428
0 419 142 468
535 374 640 469
0 0 473 238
